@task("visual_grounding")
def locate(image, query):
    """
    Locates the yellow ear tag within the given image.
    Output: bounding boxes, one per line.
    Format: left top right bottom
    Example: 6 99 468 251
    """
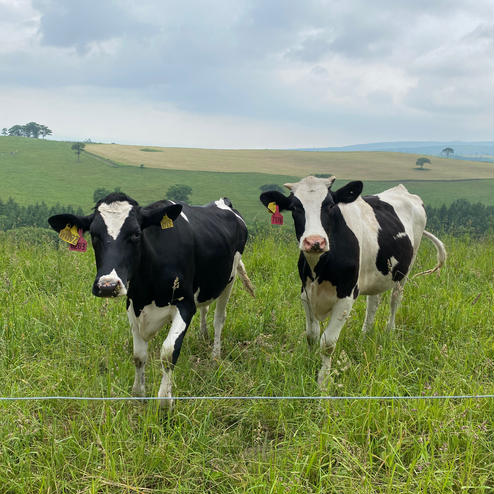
59 224 80 245
267 202 277 214
160 214 174 229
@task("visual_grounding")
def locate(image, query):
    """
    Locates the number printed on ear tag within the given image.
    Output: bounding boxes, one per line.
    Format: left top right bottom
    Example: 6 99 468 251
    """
59 224 80 245
160 214 174 229
271 205 284 226
69 229 87 252
267 202 277 214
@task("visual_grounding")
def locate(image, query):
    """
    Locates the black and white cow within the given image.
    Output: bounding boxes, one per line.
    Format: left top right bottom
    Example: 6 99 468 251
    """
260 176 446 387
49 193 253 408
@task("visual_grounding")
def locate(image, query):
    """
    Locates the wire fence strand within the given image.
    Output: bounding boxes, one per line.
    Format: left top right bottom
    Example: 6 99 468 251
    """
1 394 493 402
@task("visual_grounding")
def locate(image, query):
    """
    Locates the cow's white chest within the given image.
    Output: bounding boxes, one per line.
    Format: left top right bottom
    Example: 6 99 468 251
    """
304 278 338 321
128 300 176 341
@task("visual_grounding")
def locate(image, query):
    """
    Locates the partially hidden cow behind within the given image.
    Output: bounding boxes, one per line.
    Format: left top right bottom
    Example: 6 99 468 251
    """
49 192 253 408
260 176 446 388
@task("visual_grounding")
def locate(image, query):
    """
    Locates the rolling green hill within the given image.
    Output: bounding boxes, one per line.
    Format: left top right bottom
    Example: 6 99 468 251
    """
0 137 492 226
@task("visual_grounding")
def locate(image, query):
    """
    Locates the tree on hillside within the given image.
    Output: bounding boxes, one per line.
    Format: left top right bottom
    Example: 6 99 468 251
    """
416 157 431 169
71 142 85 161
1 128 7 136
39 125 52 139
92 186 123 203
260 183 284 193
24 122 41 138
6 122 52 138
8 125 24 136
167 184 192 202
93 188 111 203
442 147 454 158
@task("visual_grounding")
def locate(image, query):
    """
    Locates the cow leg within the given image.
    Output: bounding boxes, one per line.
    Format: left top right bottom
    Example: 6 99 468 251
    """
131 325 148 397
387 280 405 330
127 303 148 398
212 279 235 360
158 301 196 410
199 305 209 340
318 297 354 389
301 289 320 346
361 294 381 333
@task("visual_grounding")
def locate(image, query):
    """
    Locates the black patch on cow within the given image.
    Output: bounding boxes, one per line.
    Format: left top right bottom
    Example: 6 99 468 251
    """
95 192 138 209
298 206 360 299
363 196 414 281
290 196 307 242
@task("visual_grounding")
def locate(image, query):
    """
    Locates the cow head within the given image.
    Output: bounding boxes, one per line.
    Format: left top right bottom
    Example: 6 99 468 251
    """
48 193 182 298
260 176 363 259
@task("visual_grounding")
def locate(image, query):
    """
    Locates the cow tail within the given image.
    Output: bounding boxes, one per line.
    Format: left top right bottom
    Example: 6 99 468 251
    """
413 230 447 278
237 259 255 297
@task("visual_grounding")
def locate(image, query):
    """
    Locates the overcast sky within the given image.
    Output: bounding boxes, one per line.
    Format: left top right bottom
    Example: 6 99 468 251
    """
0 0 492 148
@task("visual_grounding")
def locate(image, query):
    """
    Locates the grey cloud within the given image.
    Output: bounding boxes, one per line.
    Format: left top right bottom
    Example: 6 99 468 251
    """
33 0 154 51
0 0 491 141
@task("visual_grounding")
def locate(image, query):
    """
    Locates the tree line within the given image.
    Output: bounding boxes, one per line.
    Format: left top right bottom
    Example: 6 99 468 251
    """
424 199 493 236
1 122 53 139
0 198 83 231
0 196 491 237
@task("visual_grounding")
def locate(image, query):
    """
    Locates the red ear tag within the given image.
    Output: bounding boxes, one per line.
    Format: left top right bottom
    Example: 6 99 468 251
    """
271 205 284 225
69 229 87 252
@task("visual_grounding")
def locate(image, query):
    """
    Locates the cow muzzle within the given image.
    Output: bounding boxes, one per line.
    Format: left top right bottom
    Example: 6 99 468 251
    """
93 271 127 298
302 235 327 254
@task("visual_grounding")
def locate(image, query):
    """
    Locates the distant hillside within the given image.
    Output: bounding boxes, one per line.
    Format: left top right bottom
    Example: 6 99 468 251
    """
0 137 492 228
298 141 493 162
86 143 494 181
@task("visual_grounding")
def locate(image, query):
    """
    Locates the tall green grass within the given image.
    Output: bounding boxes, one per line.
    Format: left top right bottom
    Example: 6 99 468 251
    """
0 231 492 492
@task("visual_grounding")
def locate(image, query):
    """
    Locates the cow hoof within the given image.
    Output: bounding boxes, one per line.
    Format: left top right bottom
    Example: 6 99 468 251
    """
317 370 331 390
132 385 146 400
307 334 319 347
317 358 332 390
159 397 174 411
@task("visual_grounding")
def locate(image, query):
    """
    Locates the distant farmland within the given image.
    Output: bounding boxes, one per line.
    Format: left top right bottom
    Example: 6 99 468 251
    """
0 137 493 226
86 143 494 181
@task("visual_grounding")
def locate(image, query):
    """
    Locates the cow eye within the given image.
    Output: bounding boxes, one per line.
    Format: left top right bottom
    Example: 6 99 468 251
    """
130 232 141 242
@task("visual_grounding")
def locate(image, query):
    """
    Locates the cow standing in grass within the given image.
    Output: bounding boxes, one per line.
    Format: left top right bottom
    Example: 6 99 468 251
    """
49 193 253 409
260 176 446 388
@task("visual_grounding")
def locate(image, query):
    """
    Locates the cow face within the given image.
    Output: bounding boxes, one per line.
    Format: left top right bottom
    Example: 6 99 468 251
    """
48 193 182 298
260 176 363 258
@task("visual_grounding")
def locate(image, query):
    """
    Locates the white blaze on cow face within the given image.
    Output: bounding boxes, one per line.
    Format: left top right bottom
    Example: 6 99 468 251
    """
94 200 134 297
289 176 332 255
97 201 133 240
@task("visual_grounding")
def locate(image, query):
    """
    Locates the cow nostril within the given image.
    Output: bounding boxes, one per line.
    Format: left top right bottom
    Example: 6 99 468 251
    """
97 281 119 297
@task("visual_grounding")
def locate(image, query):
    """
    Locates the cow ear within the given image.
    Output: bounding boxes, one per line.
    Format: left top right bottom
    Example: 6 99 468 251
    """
325 176 336 188
48 213 93 233
259 191 292 211
333 181 363 204
140 204 183 229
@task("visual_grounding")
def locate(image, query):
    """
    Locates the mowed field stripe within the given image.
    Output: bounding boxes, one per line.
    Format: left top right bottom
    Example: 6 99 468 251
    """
86 143 494 180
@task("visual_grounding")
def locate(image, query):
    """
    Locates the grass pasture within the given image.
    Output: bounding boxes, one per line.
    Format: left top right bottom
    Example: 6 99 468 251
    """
0 231 492 493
